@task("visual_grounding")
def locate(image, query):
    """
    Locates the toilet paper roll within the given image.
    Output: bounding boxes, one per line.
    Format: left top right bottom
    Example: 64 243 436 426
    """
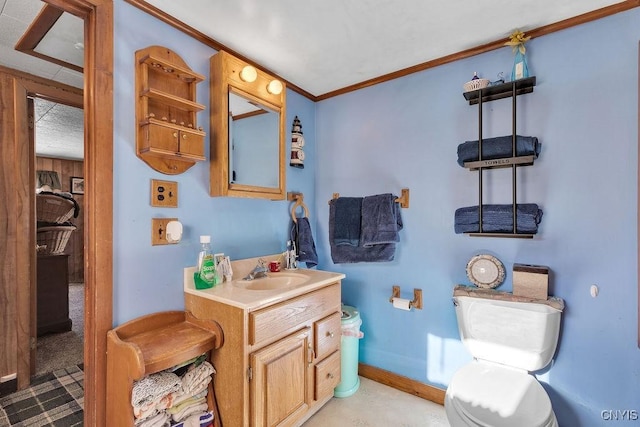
392 297 411 311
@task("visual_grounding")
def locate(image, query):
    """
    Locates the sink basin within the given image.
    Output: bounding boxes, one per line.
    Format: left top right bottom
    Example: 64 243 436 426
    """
233 272 309 291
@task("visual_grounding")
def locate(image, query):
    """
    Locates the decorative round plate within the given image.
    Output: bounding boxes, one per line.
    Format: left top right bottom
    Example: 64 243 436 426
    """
466 254 505 289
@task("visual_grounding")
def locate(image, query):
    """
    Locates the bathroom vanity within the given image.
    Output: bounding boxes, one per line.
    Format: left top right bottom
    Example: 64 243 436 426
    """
184 256 345 426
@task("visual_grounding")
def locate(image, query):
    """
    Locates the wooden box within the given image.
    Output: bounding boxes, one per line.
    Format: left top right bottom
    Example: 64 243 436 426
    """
513 264 549 300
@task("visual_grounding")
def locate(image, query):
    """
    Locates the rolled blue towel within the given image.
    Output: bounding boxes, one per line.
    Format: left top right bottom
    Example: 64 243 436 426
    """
457 135 540 166
333 197 362 246
454 204 543 234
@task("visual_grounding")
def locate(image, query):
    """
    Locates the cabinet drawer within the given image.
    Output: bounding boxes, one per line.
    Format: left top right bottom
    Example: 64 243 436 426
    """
314 312 341 360
314 350 341 400
250 283 340 346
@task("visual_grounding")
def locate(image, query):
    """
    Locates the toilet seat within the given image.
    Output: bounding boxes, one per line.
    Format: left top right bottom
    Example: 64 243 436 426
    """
446 362 555 427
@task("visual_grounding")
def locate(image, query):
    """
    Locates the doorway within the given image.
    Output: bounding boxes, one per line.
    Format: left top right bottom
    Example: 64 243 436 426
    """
33 97 85 376
1 0 113 425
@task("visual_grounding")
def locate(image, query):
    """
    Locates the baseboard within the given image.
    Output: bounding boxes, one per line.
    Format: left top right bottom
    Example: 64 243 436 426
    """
358 363 446 405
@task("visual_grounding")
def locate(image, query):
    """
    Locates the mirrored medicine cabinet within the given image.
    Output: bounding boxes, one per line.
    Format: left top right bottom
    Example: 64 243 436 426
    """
210 50 286 199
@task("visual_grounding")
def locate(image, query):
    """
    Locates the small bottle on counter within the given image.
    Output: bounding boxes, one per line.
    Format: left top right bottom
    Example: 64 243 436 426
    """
194 235 217 289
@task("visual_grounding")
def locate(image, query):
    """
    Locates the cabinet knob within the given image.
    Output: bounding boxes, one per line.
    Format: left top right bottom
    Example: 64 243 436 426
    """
182 134 187 140
327 331 335 338
172 132 178 138
327 373 334 379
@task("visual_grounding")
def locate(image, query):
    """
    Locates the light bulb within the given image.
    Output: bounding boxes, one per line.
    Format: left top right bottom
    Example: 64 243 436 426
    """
267 79 283 95
240 65 257 83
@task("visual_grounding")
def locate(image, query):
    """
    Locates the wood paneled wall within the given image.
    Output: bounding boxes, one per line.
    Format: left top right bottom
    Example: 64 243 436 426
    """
36 157 84 282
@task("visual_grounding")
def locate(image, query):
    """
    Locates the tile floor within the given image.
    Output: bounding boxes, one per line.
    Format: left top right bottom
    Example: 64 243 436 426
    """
303 377 450 426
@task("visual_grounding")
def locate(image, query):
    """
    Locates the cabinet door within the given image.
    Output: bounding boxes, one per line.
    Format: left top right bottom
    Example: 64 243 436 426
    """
250 328 310 427
178 129 205 158
146 123 179 153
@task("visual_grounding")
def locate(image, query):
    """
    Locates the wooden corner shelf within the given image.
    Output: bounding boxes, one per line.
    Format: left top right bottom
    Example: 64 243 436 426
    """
136 45 206 175
106 310 223 426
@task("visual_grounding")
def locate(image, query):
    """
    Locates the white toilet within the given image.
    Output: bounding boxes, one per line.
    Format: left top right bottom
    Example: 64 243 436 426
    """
445 285 564 427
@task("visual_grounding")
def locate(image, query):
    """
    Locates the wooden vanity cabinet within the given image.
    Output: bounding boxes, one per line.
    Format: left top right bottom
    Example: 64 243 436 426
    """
185 282 342 427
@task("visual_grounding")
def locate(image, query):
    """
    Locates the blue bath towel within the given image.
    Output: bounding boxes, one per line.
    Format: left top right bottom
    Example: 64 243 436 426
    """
291 217 318 268
360 193 403 247
457 135 540 166
454 204 543 234
329 200 397 263
333 197 363 246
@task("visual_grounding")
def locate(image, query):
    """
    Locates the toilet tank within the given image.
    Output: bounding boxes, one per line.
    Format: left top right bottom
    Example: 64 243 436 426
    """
453 291 563 372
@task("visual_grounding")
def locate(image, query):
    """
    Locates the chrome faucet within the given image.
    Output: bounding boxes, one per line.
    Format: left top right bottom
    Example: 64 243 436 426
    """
243 258 268 280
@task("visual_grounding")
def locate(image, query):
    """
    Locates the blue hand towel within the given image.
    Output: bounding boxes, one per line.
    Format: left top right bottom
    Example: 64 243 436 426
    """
457 135 540 166
291 217 318 268
329 200 397 263
360 193 403 247
333 197 363 246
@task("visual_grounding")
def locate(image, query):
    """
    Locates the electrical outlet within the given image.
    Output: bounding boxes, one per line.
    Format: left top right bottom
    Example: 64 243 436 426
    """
152 218 178 245
151 179 178 207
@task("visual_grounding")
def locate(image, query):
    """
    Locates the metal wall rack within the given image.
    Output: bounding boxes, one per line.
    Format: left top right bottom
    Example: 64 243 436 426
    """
462 76 537 238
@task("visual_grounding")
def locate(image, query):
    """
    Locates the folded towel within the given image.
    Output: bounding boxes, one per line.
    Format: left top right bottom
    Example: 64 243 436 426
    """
457 135 540 166
134 411 170 427
132 371 181 409
171 402 209 423
329 200 397 263
291 217 318 268
170 411 214 427
454 204 543 234
360 194 403 247
181 361 215 394
333 197 363 246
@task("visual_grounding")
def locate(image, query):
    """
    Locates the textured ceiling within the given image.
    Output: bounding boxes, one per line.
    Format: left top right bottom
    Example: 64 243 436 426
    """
35 98 84 160
0 0 84 160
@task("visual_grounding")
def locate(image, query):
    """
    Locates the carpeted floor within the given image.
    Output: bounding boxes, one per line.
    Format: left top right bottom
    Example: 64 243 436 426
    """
0 365 84 427
36 284 84 376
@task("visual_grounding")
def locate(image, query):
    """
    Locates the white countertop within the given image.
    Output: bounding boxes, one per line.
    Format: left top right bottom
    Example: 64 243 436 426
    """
184 262 345 311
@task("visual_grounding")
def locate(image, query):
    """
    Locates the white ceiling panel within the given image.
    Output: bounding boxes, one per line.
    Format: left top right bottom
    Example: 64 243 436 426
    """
2 0 43 24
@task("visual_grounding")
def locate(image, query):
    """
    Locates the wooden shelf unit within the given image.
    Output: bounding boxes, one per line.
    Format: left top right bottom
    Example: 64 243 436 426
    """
462 77 538 238
135 46 206 175
106 311 224 426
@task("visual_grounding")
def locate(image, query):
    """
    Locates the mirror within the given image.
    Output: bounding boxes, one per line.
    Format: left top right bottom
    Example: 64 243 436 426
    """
210 51 286 199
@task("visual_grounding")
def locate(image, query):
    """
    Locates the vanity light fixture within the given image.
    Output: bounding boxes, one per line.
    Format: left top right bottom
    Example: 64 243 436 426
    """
267 79 283 95
240 65 257 83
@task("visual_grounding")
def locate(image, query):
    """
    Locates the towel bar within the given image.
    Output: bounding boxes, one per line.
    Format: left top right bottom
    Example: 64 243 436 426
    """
329 188 410 208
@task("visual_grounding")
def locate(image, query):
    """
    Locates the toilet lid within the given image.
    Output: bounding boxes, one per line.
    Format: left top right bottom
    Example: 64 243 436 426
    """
448 362 553 427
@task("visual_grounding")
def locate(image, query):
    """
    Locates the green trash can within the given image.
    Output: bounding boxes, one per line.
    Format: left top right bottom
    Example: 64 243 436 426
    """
334 305 363 398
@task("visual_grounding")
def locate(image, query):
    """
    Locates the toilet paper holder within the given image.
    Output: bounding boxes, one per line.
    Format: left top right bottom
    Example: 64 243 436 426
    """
389 285 423 310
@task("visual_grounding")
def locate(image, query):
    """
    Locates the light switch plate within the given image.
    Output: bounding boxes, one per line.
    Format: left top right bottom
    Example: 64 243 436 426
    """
152 218 178 245
151 179 178 207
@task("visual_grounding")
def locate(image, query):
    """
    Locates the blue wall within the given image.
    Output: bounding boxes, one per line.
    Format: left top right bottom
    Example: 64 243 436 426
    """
113 0 317 322
114 1 639 424
315 9 639 427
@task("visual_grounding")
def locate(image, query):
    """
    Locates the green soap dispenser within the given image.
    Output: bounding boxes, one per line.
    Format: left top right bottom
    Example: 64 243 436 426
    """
194 235 217 289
